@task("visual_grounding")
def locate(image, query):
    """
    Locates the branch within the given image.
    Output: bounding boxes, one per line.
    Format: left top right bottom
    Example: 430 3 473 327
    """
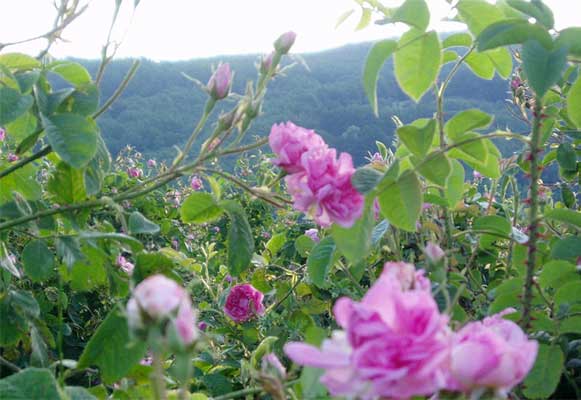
93 60 141 119
0 146 51 180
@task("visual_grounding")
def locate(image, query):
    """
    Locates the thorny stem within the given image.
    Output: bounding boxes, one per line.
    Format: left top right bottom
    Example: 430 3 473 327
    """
0 145 51 180
520 99 543 330
151 351 167 400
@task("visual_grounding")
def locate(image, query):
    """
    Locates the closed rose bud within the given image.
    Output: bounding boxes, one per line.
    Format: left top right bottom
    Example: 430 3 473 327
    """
128 167 142 178
260 51 275 74
0 127 6 141
473 170 482 180
425 242 445 263
207 63 232 100
223 283 265 323
190 176 203 191
147 159 157 168
197 321 208 331
274 31 296 54
7 153 19 162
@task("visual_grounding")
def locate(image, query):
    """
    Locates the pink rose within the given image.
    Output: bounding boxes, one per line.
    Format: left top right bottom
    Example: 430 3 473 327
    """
116 255 135 275
269 122 326 174
450 309 538 397
207 63 232 100
274 31 296 54
127 274 198 346
127 167 142 178
286 149 364 228
223 283 265 323
190 175 203 191
285 264 450 399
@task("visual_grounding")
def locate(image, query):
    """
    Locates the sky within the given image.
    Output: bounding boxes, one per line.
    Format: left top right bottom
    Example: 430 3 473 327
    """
0 0 579 61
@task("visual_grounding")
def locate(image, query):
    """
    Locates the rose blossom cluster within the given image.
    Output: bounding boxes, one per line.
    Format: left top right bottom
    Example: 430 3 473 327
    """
127 274 198 346
269 121 364 228
284 262 538 399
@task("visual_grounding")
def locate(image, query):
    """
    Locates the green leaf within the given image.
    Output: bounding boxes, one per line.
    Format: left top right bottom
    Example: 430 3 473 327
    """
30 325 49 367
445 109 493 140
555 281 581 309
477 19 553 51
0 87 33 126
331 199 374 263
556 27 581 58
442 50 459 64
449 132 489 165
180 192 223 224
221 201 254 277
128 211 160 235
84 134 111 196
412 152 452 187
335 9 355 28
543 208 581 229
65 386 98 400
300 367 328 399
78 306 147 384
522 40 568 97
0 368 60 400
49 61 92 86
394 29 441 102
0 53 41 70
457 0 505 36
363 39 397 116
307 237 336 287
391 0 429 31
465 51 495 80
0 164 42 205
41 113 99 169
377 171 422 232
1 241 21 278
474 215 511 249
295 235 315 258
567 76 581 128
561 186 577 208
11 290 40 319
21 240 54 282
352 167 384 194
396 119 436 157
506 0 554 29
550 236 581 262
523 344 563 399
442 32 473 48
78 232 144 253
47 162 87 204
538 260 578 290
556 143 577 172
485 47 513 79
356 8 372 31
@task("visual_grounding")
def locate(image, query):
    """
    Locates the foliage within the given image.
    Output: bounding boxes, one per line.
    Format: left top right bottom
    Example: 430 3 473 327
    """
0 0 580 399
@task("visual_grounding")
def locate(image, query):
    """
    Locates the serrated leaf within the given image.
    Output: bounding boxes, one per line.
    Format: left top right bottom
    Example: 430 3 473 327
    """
477 19 553 51
307 237 336 287
442 32 473 48
0 53 41 70
331 199 374 263
457 0 505 36
396 119 436 157
356 8 372 31
221 201 254 276
445 109 493 140
180 193 223 224
550 236 581 262
556 27 581 58
538 260 577 290
391 0 429 31
22 240 54 282
128 211 160 235
567 76 581 128
377 171 422 232
49 61 92 86
523 344 563 399
506 0 554 29
351 167 384 194
543 208 581 229
394 29 441 102
363 39 397 115
412 152 452 186
522 40 568 97
0 368 60 400
0 87 33 126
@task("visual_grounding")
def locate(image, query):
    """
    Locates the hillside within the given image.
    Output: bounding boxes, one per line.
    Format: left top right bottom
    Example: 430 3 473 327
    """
80 41 528 165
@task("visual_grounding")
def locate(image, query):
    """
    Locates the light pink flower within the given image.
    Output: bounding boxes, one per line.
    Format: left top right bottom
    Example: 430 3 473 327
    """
274 31 297 54
207 63 232 100
127 274 198 346
304 228 319 243
147 159 157 168
190 176 203 191
450 309 538 397
223 283 265 323
425 242 445 263
0 127 6 141
269 121 326 174
7 153 19 162
286 148 364 228
380 261 430 292
285 265 450 399
116 255 135 275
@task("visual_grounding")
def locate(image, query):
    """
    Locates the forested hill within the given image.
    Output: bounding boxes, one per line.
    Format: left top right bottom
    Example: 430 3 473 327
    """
79 41 527 165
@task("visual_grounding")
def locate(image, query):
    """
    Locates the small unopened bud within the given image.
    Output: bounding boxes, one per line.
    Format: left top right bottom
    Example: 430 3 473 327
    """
190 175 203 191
260 51 275 74
207 63 232 100
0 127 6 141
7 153 19 162
147 159 157 168
425 242 445 263
274 31 296 54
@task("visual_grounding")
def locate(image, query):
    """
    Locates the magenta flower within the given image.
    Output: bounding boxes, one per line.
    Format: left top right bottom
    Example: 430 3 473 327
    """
0 127 5 141
450 309 538 397
269 121 326 174
473 170 482 180
511 76 522 90
7 153 19 162
207 63 232 100
274 31 296 54
127 167 142 178
116 255 135 275
285 262 449 399
190 175 203 191
286 148 364 228
304 228 319 243
126 274 198 346
197 321 208 331
223 283 265 323
147 159 157 168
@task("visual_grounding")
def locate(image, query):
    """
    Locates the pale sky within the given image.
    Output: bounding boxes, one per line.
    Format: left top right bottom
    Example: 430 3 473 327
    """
1 0 579 60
